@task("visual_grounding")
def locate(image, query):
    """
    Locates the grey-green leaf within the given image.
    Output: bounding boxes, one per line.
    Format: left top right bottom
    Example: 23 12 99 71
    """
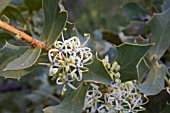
82 58 112 85
40 0 68 48
115 43 153 82
148 8 170 60
137 58 151 83
0 43 34 79
0 66 38 80
43 83 90 113
0 0 11 14
4 46 41 70
137 63 166 96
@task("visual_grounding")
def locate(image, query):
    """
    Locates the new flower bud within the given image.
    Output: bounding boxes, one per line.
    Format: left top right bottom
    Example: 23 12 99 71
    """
111 61 118 71
114 72 121 79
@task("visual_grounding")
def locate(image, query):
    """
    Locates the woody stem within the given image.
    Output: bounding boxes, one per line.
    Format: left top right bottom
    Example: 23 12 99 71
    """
0 20 46 48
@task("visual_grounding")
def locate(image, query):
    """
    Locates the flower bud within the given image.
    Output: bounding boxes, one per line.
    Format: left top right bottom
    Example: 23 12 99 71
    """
114 72 121 79
115 65 120 71
111 61 118 71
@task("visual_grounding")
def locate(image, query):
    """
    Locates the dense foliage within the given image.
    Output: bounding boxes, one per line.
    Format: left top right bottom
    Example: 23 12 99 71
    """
0 0 170 113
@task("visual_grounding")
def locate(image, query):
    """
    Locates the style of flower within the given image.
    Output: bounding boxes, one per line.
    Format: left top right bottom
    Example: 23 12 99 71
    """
48 34 92 94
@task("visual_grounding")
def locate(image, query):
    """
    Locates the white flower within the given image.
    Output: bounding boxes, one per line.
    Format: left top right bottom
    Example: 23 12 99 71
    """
48 34 92 93
84 83 103 112
84 81 147 113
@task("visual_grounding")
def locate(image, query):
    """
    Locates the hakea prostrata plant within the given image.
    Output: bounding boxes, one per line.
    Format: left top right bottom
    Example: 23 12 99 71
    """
48 33 92 94
83 56 148 113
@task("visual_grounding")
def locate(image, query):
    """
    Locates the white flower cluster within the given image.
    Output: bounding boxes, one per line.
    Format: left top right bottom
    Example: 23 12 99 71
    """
84 56 147 113
48 35 92 94
84 82 146 113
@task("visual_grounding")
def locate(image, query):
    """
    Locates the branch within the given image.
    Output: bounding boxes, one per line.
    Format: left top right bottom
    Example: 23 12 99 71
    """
0 20 46 48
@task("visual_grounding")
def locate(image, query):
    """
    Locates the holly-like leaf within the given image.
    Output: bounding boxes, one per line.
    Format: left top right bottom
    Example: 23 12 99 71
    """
43 83 90 113
0 43 42 79
4 46 41 70
0 0 11 14
40 0 67 48
137 58 151 83
137 63 166 95
0 66 38 80
148 8 170 60
115 43 153 82
81 58 112 85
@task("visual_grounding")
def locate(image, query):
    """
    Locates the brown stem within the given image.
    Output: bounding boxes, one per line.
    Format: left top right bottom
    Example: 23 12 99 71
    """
0 20 46 48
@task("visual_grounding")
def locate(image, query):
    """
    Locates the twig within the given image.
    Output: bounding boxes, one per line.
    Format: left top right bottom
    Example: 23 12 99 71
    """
0 20 46 48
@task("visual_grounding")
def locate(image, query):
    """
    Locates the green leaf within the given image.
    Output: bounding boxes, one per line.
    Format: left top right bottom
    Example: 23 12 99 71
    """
0 43 44 79
0 0 11 14
43 83 90 113
0 66 38 80
122 2 148 20
40 0 68 48
0 42 34 79
5 46 41 70
137 63 166 95
81 58 112 85
137 58 151 83
148 8 170 60
115 43 153 82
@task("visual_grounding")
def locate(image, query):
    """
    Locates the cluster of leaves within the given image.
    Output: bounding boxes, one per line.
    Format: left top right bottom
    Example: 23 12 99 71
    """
0 0 170 113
